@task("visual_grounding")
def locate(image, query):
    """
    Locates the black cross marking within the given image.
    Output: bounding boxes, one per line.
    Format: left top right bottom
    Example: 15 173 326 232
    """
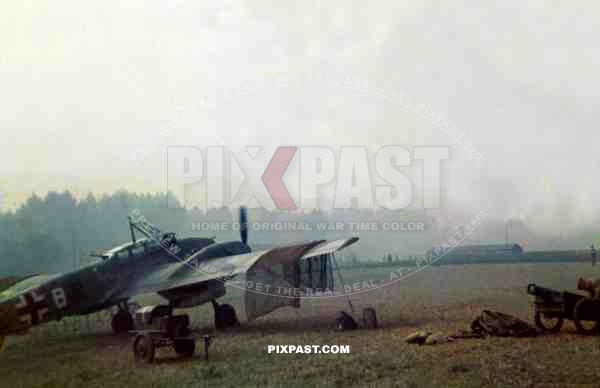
17 292 49 326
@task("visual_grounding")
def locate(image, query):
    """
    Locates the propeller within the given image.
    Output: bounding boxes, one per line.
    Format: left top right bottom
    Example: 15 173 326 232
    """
239 207 248 245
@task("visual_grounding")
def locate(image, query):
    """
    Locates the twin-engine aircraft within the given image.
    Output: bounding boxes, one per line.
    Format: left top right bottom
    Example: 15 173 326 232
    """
0 208 359 349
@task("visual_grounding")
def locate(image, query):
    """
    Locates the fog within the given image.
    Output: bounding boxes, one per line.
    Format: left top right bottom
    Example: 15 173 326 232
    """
1 1 599 248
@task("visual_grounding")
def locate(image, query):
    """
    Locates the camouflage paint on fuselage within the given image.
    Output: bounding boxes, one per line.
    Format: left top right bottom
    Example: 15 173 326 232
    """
0 235 215 336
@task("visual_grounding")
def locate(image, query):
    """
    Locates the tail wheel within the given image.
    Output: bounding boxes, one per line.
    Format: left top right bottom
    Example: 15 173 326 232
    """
133 334 155 364
363 307 378 329
573 299 600 335
534 310 563 333
215 304 239 330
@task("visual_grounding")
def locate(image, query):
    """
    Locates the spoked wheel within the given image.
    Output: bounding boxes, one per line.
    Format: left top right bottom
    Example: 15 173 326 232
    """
534 310 563 333
133 334 155 364
573 299 600 335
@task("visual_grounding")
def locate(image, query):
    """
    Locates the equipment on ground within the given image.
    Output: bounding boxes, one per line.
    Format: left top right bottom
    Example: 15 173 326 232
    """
131 305 196 364
471 309 537 337
527 283 600 335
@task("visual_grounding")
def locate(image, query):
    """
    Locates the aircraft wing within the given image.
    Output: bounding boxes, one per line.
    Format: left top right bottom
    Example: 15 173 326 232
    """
114 251 265 303
244 237 359 320
115 238 359 317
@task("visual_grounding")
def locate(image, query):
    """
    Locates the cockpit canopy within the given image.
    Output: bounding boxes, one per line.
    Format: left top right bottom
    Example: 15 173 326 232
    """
102 233 176 261
187 241 251 262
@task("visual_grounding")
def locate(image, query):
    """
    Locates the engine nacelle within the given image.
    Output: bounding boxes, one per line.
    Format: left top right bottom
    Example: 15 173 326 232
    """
158 280 226 309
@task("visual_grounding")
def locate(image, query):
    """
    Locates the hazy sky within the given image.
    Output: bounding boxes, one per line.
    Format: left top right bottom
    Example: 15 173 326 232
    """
1 1 599 227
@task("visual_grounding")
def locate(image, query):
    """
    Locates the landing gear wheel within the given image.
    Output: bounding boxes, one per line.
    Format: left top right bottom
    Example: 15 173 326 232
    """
214 303 239 330
573 299 600 335
173 339 196 358
534 310 563 333
112 311 134 334
133 334 155 364
336 311 357 331
363 307 378 329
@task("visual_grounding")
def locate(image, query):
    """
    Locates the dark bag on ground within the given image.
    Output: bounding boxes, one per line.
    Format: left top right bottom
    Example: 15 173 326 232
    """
471 310 538 337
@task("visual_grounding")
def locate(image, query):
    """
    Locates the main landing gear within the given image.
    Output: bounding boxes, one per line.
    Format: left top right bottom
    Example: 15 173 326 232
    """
111 301 137 334
211 300 239 330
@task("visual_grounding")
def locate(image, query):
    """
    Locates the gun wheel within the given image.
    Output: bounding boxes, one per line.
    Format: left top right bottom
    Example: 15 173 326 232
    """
573 299 600 335
534 310 563 333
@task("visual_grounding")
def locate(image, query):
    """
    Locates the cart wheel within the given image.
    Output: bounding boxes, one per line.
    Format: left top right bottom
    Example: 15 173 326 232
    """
573 299 600 335
173 339 195 358
133 334 155 364
534 310 563 333
363 307 378 329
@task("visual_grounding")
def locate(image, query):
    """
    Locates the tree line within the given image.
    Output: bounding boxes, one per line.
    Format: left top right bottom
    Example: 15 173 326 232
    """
0 191 188 276
2 189 596 276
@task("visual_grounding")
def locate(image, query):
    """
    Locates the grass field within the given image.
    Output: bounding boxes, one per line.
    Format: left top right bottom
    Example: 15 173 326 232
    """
3 263 600 387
